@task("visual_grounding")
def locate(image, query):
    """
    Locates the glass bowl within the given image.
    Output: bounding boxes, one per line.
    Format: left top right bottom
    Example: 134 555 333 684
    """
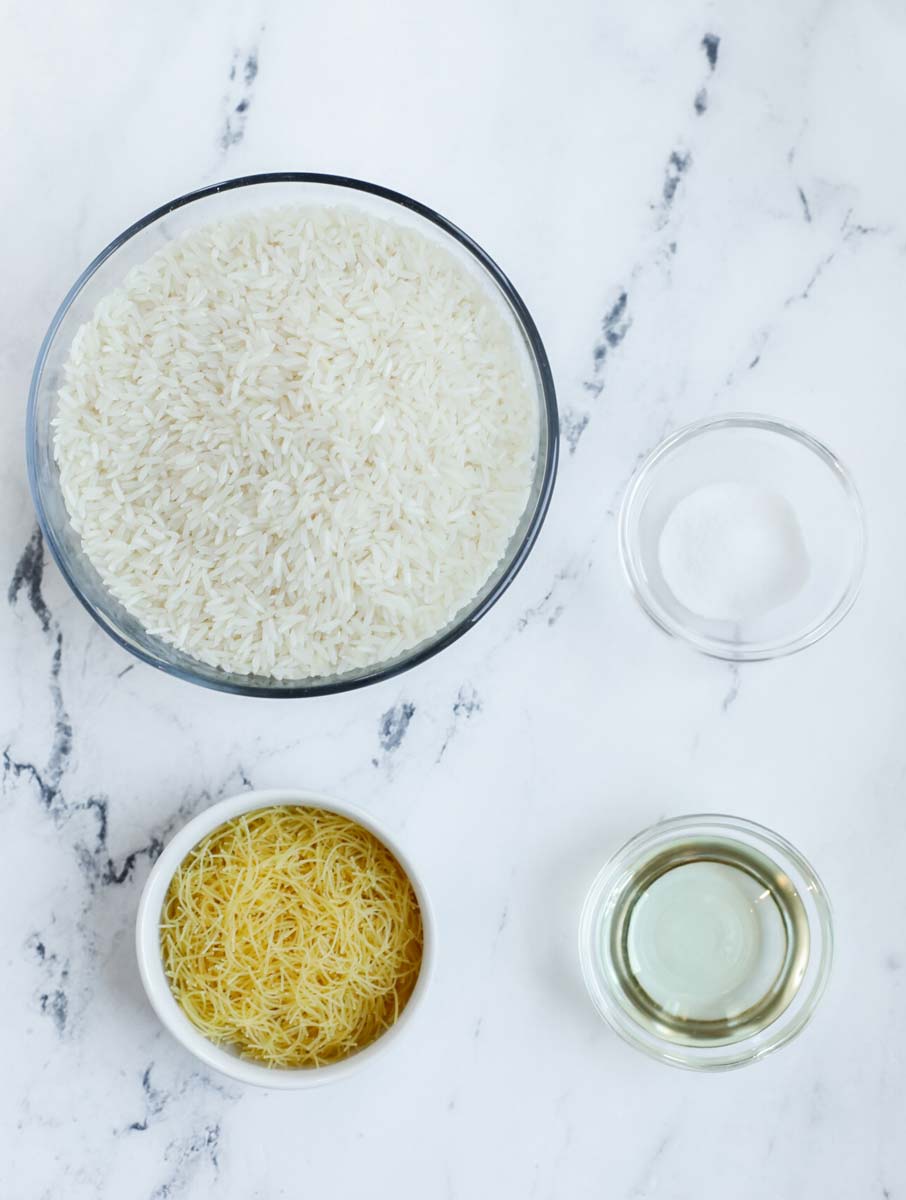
27 173 558 696
618 414 865 660
578 814 833 1071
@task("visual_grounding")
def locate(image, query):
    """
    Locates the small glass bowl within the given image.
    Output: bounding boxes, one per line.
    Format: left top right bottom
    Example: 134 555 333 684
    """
27 173 558 697
618 414 866 660
578 814 833 1071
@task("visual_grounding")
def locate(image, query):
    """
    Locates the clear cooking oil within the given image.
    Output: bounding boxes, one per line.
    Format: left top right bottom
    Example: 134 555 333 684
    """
605 837 810 1046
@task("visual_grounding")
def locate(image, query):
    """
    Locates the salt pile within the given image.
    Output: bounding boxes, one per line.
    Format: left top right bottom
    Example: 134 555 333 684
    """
658 482 809 622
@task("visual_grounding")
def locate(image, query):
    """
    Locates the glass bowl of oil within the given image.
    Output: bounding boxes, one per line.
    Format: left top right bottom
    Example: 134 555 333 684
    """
579 814 833 1070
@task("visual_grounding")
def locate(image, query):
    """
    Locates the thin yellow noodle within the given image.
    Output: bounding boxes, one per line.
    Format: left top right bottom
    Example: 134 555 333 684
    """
160 806 424 1068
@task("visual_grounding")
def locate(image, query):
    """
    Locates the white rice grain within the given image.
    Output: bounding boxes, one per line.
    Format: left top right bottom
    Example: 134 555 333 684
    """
53 206 537 679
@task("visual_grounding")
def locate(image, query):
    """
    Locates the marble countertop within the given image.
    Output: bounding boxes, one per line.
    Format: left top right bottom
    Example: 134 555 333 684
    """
4 1 906 1196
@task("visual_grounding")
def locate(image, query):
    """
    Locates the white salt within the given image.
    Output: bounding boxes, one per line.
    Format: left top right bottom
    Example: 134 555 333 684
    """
658 482 809 622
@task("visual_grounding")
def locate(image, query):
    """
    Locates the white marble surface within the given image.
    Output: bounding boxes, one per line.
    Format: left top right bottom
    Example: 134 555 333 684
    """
4 1 906 1196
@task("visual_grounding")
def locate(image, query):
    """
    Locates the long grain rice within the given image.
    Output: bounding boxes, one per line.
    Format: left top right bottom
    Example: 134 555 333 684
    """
53 206 536 679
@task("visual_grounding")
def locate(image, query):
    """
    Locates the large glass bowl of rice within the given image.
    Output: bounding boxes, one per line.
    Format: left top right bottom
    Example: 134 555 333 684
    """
27 174 558 696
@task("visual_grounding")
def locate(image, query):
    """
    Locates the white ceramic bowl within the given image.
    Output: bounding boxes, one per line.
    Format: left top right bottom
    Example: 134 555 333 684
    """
135 788 436 1089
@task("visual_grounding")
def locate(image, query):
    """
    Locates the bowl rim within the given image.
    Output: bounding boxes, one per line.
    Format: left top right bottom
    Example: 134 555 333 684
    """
135 787 436 1089
617 412 867 661
577 812 834 1071
27 171 559 697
